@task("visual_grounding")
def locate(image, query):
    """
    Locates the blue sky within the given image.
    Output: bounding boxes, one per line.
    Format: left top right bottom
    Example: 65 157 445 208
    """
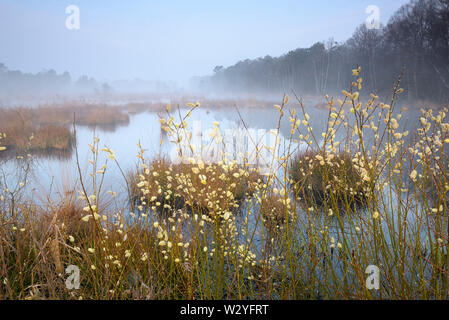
0 0 410 84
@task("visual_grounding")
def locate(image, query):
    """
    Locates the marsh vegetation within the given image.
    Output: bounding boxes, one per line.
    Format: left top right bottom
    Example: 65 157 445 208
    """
1 68 448 300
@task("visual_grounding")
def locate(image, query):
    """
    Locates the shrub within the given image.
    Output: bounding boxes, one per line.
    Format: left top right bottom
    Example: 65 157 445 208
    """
129 157 263 217
259 193 290 231
289 150 369 208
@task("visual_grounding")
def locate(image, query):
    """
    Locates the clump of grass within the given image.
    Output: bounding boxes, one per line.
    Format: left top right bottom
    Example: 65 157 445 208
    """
41 190 95 244
127 157 185 214
128 156 262 216
1 103 130 131
0 103 134 156
259 193 290 231
0 114 73 154
31 125 73 151
124 102 154 114
78 107 129 128
289 150 369 208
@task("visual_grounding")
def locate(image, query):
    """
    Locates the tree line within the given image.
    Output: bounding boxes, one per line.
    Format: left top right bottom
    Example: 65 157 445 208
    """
202 0 449 103
0 63 108 99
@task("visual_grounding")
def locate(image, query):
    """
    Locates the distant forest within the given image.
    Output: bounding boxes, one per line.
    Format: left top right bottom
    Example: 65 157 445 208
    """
0 63 176 101
0 63 105 97
202 0 449 102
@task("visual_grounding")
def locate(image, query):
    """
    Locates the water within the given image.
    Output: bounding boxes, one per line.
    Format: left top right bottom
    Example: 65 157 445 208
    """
0 100 445 295
1 104 304 204
0 99 424 211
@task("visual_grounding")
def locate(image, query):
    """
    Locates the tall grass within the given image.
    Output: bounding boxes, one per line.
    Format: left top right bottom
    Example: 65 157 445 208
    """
0 109 73 155
0 67 448 299
0 103 130 132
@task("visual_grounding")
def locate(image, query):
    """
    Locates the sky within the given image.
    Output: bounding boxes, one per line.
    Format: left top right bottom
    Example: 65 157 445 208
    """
0 0 410 84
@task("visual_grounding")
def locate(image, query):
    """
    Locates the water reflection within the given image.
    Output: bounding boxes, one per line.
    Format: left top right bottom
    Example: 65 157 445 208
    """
1 100 423 204
0 101 440 287
0 146 73 161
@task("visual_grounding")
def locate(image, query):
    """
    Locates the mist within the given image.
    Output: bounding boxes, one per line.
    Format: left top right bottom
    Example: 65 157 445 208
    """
2 0 449 302
0 0 415 105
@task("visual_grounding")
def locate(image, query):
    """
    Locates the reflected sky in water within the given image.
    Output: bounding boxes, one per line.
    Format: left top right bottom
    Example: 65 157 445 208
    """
1 99 422 208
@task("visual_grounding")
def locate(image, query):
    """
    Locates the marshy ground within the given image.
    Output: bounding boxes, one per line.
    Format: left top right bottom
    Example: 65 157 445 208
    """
0 73 449 300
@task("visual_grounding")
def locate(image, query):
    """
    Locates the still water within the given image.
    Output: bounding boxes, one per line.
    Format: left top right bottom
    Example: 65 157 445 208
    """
1 99 422 209
1 104 310 205
0 101 435 289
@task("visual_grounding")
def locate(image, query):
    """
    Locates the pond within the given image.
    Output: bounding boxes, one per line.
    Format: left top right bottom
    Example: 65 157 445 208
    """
0 98 424 217
1 98 444 297
1 102 309 204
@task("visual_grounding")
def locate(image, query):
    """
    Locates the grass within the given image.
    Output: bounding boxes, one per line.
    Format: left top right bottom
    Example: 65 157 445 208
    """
31 103 130 129
1 103 130 128
289 150 369 208
259 193 289 232
0 109 73 154
78 107 130 131
127 156 263 216
0 67 449 300
0 103 131 155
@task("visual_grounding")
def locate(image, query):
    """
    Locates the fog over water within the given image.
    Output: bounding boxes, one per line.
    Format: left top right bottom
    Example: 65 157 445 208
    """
0 0 416 104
